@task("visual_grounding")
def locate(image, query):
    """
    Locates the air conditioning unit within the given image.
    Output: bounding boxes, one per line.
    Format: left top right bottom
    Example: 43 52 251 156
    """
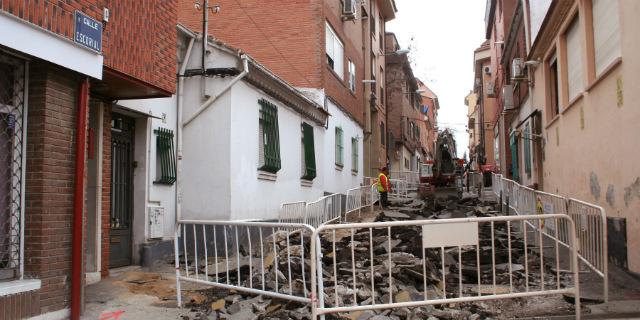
511 58 525 80
483 66 492 75
503 85 515 110
148 206 165 239
486 81 496 97
342 0 356 20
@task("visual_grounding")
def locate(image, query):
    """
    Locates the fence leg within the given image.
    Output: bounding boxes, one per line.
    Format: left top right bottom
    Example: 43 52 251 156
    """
173 226 182 307
466 173 470 192
505 195 510 216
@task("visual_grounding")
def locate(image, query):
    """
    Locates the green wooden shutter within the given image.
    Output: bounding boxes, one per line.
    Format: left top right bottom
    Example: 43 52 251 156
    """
510 131 519 182
259 99 281 173
154 128 176 184
335 127 343 166
524 124 531 177
301 123 316 180
351 137 358 172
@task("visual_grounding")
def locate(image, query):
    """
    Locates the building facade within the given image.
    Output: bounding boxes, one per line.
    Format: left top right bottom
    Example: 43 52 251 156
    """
417 80 439 161
384 32 423 173
480 0 640 273
0 1 177 318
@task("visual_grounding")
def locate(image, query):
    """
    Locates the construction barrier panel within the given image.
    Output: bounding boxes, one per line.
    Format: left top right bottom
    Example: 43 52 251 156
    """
279 201 307 224
174 220 315 306
491 173 608 302
310 214 581 319
344 185 377 222
306 193 343 228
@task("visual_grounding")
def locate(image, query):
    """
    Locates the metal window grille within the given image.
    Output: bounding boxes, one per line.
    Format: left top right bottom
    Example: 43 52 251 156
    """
351 137 358 173
335 127 343 166
258 99 281 173
0 53 26 280
154 128 176 184
301 123 316 180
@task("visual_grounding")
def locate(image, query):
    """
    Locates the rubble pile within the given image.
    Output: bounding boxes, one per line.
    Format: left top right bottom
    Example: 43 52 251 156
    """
180 194 576 319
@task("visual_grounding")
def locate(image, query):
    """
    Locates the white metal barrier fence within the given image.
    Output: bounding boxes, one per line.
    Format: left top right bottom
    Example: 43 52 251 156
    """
344 185 378 222
174 220 315 306
390 171 419 189
389 179 409 199
306 193 343 228
310 214 581 318
492 173 608 302
279 201 307 224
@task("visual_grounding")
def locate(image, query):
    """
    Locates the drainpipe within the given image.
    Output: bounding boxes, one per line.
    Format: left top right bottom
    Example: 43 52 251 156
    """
176 34 196 223
183 54 249 127
71 78 89 320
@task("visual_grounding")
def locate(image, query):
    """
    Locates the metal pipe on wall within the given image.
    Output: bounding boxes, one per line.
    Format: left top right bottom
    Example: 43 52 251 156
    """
71 78 90 320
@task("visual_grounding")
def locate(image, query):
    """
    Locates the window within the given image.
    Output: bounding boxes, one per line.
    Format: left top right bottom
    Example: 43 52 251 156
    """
259 99 281 173
370 8 376 35
335 127 344 166
370 53 376 93
565 16 584 101
548 54 560 117
524 123 531 177
404 157 410 170
380 122 385 145
510 132 519 182
592 0 620 76
325 22 344 79
351 137 358 173
0 53 25 280
379 66 384 103
154 128 177 184
348 60 356 92
301 123 316 180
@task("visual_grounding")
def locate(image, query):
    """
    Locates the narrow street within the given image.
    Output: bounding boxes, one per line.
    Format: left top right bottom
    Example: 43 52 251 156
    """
1 0 640 319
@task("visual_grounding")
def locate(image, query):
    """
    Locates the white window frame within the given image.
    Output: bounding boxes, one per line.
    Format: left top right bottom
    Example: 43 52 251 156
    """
348 60 356 92
325 22 344 79
592 0 621 76
565 15 584 101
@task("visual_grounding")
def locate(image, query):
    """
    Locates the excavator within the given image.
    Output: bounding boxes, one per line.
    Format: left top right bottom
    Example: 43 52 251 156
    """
419 129 464 198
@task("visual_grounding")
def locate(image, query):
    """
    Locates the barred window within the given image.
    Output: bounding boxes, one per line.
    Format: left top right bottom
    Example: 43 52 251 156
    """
154 128 176 185
301 123 316 180
351 137 358 173
0 53 25 280
259 99 281 173
335 127 344 166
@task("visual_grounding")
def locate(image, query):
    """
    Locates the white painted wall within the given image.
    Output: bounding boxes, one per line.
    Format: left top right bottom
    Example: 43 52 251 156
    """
118 96 178 240
322 99 363 194
228 81 325 220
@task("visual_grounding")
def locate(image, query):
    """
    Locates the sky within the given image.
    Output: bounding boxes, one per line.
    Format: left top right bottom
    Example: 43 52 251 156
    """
386 0 487 158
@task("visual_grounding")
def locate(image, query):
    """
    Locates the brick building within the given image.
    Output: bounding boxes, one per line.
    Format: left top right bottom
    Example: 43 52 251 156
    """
384 32 424 172
178 0 397 180
0 1 176 318
417 80 439 160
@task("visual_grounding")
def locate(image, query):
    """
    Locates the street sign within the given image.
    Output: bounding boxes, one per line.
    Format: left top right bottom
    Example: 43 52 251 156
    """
74 11 102 53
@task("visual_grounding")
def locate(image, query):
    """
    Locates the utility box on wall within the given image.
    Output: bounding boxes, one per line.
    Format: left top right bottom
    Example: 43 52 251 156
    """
148 206 165 239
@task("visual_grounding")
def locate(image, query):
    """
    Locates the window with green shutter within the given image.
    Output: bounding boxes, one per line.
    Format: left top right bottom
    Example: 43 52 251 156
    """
301 122 316 180
351 137 358 173
524 124 531 177
258 99 281 173
154 128 176 185
335 127 344 166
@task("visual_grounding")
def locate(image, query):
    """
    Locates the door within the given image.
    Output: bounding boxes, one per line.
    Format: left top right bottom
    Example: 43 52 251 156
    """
109 114 135 267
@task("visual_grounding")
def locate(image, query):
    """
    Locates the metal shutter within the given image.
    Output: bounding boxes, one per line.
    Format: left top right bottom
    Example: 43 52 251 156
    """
566 16 584 101
592 0 620 76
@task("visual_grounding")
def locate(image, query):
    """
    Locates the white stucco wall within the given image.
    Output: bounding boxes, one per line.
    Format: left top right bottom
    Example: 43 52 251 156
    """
228 81 325 220
322 99 363 194
118 96 178 241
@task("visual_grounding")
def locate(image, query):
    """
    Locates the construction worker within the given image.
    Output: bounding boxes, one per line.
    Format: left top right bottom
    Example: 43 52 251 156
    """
377 167 391 209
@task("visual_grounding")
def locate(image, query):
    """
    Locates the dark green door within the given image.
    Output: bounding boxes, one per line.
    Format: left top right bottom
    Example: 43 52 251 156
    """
109 114 135 268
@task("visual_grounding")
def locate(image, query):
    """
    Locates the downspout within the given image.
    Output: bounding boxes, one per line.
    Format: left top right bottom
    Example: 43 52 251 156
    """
176 33 196 223
183 54 249 127
71 78 89 320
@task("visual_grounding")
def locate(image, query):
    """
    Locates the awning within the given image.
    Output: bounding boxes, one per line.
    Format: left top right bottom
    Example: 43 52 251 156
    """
112 104 163 120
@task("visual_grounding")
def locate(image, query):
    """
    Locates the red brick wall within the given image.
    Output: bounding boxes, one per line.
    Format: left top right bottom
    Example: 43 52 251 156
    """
178 0 323 89
177 0 365 125
323 0 365 126
101 105 111 277
0 0 177 94
24 61 82 314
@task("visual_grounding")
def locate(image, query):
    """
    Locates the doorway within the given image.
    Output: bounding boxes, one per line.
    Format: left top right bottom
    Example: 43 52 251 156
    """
109 113 135 267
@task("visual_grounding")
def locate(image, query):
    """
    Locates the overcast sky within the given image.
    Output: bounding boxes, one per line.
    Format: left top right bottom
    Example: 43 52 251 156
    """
386 0 487 158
